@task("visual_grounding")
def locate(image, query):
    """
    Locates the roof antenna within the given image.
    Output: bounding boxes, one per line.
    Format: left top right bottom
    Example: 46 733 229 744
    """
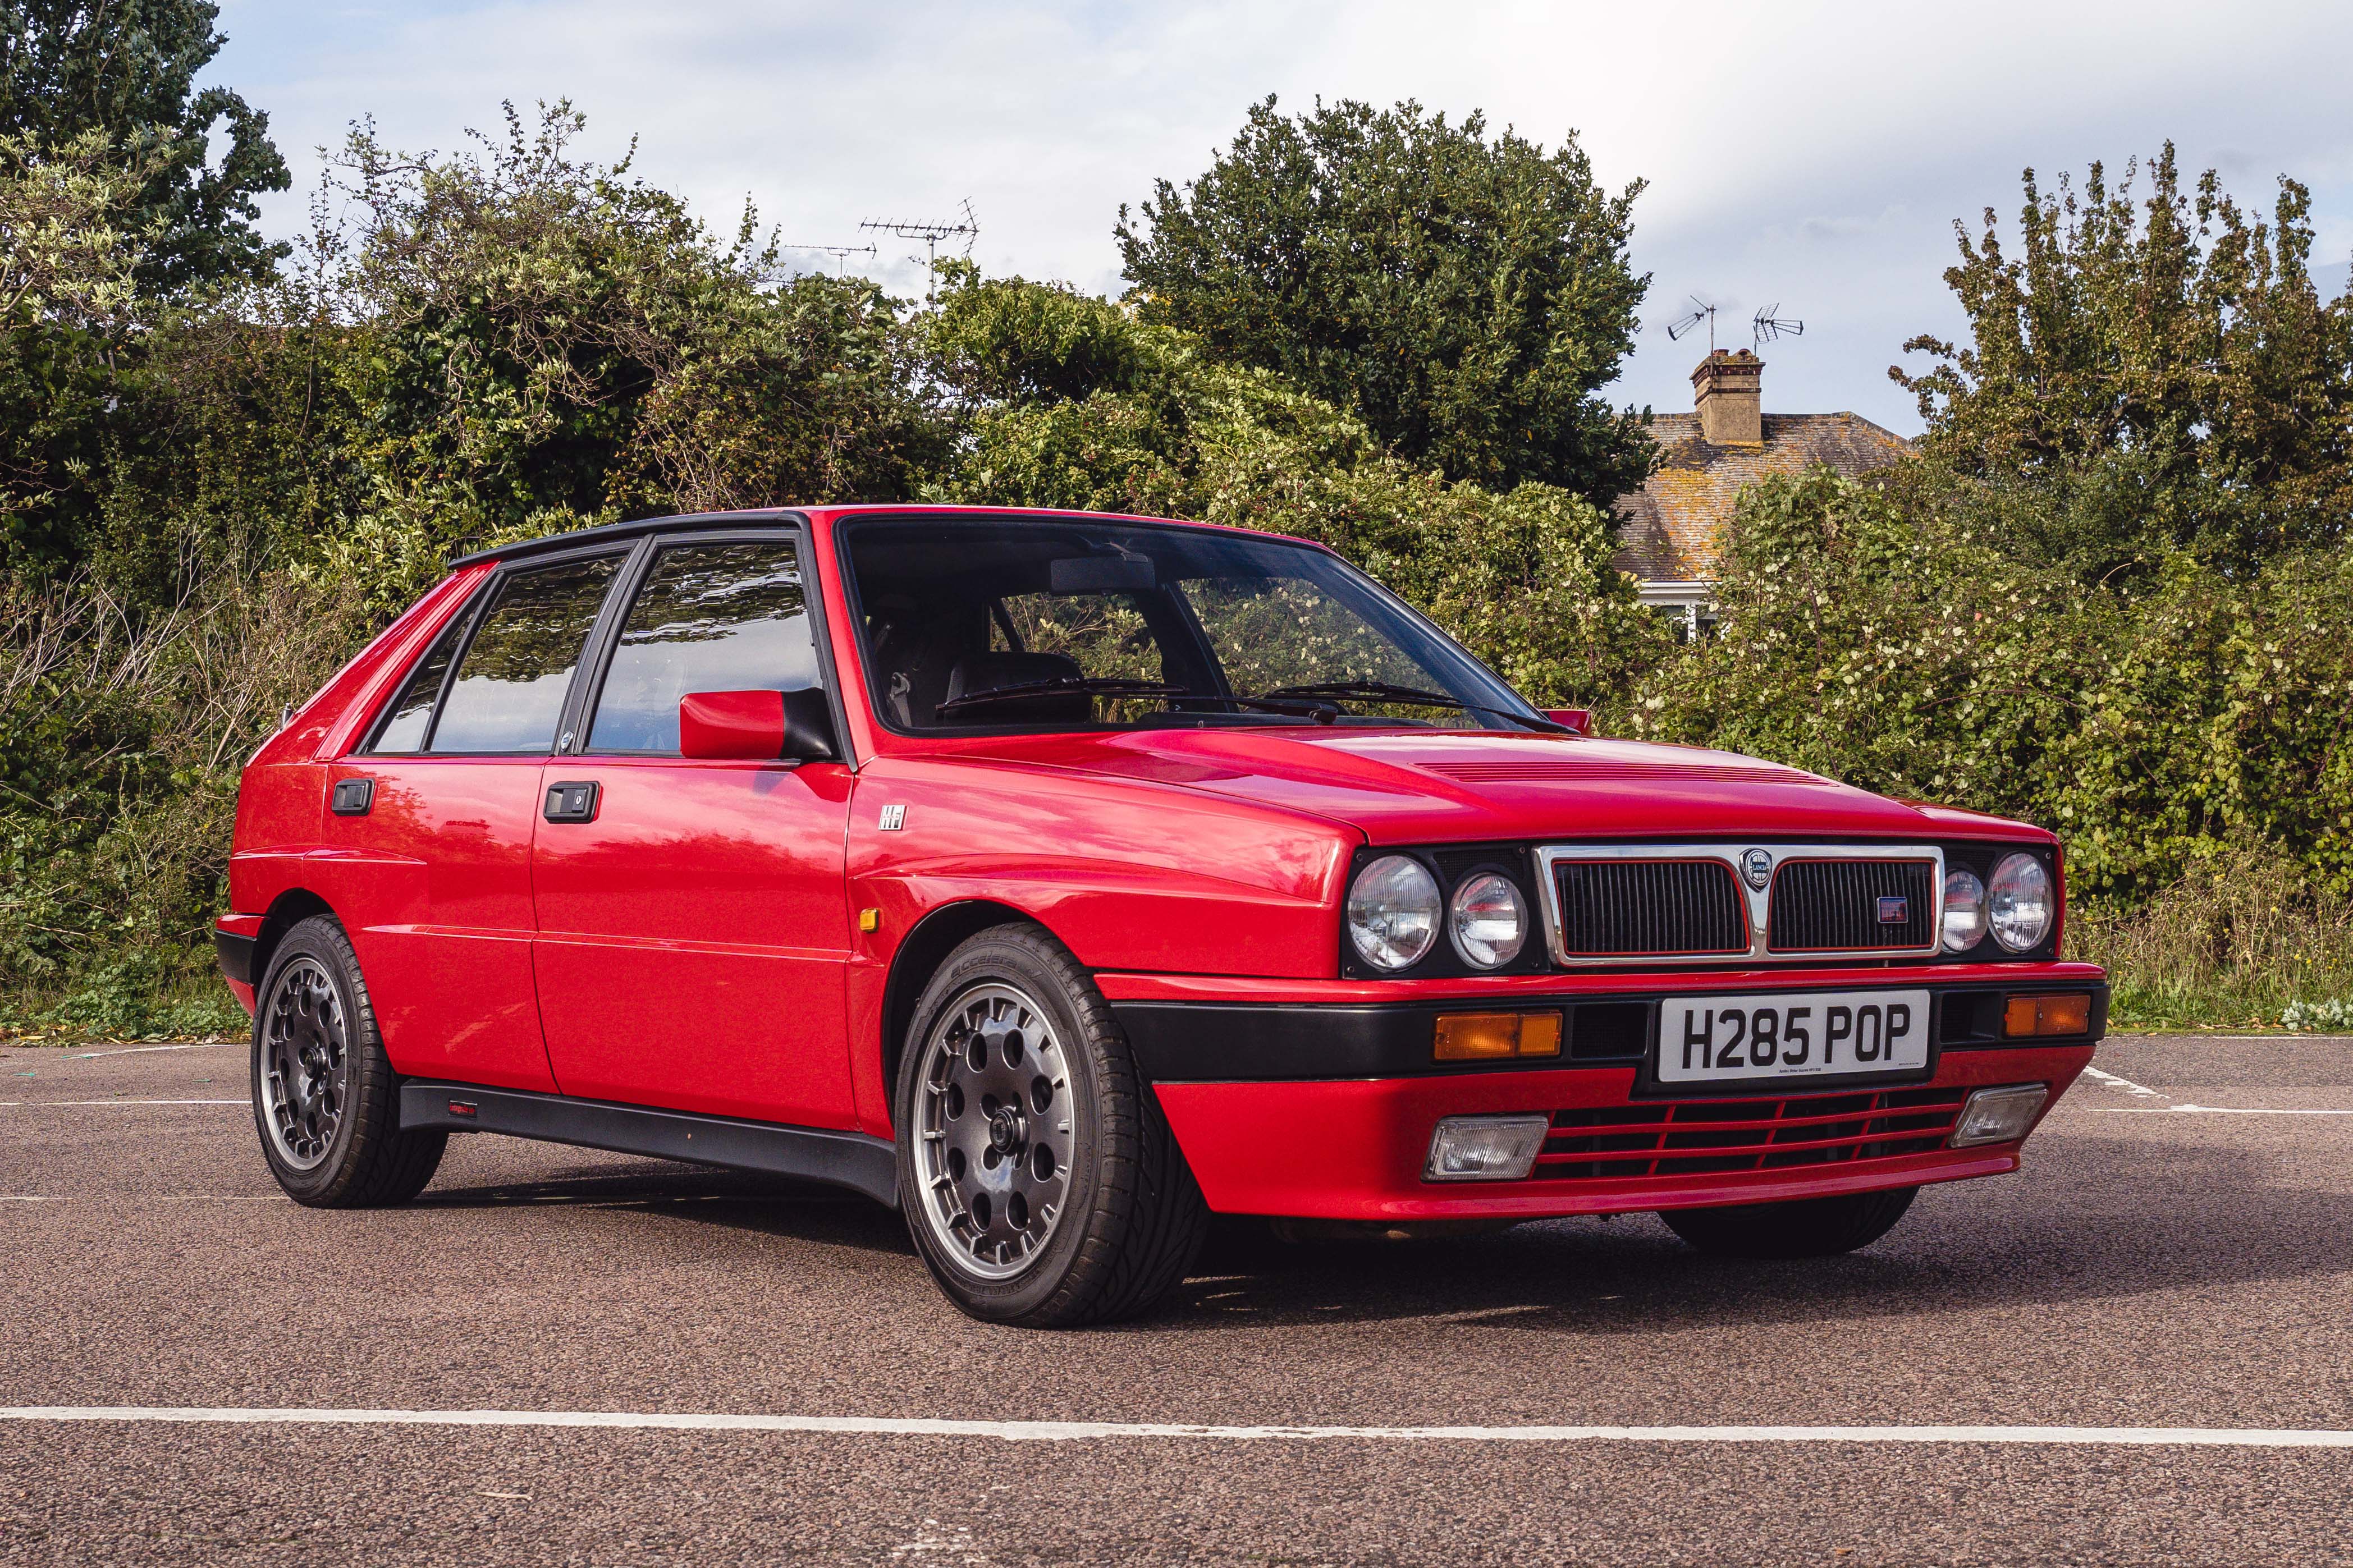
860 199 979 306
1752 304 1805 345
779 241 878 278
1663 296 1719 350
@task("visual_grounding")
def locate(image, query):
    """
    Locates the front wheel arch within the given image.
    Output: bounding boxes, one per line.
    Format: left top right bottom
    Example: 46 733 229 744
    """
878 899 1039 1108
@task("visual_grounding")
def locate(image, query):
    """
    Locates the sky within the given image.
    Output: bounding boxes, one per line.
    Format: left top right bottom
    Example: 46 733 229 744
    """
212 0 2353 437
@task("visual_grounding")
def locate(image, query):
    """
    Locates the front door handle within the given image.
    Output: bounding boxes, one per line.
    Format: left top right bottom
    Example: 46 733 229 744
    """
544 780 601 823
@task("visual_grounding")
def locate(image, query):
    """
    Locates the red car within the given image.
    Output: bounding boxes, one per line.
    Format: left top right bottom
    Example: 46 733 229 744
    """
218 506 2105 1326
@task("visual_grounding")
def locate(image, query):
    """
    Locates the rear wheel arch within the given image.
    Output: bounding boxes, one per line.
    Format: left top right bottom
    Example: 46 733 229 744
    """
879 900 1041 1100
253 888 337 989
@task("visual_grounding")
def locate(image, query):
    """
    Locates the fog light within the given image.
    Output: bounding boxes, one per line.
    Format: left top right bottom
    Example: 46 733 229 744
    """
2003 993 2092 1037
1433 1011 1563 1062
1425 1114 1550 1181
1949 1083 2049 1148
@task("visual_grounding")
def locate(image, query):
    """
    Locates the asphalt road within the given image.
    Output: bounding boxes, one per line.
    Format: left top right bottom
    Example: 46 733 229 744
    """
2 1033 2350 1565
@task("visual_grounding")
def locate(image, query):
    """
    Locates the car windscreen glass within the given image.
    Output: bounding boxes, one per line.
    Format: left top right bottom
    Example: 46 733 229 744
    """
841 517 1540 733
585 540 819 754
427 554 620 754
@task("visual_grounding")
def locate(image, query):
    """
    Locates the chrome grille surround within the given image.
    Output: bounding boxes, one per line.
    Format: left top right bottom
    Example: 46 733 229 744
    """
1533 843 1947 968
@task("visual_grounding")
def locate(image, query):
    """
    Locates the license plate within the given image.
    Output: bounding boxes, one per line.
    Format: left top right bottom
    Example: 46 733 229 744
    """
1657 989 1931 1087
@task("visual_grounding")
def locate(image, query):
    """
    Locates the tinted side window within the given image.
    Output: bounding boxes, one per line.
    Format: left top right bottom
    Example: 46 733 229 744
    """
428 556 621 754
587 540 818 754
367 598 477 754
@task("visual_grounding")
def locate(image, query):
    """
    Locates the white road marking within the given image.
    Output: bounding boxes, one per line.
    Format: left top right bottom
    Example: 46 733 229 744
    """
2091 1105 2353 1116
5 1406 2353 1448
2081 1066 2166 1098
3 1099 250 1107
71 1042 239 1059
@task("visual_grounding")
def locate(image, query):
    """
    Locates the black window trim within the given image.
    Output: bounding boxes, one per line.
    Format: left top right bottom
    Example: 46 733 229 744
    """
360 539 641 759
561 521 856 769
358 577 489 757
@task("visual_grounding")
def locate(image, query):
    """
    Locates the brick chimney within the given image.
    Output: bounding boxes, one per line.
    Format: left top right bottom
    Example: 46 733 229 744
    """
1691 349 1764 444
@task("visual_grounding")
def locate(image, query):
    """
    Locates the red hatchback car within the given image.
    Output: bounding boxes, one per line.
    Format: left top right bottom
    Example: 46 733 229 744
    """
219 505 2106 1326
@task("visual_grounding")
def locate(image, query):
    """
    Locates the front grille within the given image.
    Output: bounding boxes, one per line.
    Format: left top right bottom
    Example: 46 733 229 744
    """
1535 1086 1967 1181
1768 859 1934 952
1554 860 1747 957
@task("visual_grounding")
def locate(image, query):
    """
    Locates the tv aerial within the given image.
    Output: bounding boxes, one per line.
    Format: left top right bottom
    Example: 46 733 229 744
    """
1752 304 1805 345
859 199 978 305
779 242 878 278
1663 296 1718 347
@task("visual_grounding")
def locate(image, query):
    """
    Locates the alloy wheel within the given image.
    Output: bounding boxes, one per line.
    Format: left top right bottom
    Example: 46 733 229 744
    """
260 956 350 1171
912 982 1076 1280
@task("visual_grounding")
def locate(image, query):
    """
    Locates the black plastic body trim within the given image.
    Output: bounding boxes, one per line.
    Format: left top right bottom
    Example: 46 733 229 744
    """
446 508 813 569
397 1081 899 1207
214 929 255 987
1114 979 2109 1085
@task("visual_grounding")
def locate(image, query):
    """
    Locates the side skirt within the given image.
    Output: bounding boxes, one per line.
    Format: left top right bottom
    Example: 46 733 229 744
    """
397 1081 900 1209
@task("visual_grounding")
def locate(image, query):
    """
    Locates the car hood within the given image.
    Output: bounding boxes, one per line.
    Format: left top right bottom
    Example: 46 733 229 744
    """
950 727 2045 846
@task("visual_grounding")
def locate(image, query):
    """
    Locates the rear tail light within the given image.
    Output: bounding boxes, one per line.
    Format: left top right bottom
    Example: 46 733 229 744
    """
2003 993 2091 1037
1432 1011 1563 1062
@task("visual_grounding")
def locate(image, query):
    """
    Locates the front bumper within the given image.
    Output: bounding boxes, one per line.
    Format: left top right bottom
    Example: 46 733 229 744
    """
1108 969 2104 1222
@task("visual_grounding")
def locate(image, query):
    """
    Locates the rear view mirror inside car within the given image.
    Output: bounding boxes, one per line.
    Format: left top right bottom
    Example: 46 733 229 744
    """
1049 554 1156 593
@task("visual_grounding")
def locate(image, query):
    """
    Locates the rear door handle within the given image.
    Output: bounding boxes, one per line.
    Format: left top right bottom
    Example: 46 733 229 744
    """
329 777 374 817
544 780 601 823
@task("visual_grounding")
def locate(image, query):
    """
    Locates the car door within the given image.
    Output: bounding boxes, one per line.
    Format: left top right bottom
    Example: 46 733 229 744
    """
528 531 859 1127
322 550 629 1092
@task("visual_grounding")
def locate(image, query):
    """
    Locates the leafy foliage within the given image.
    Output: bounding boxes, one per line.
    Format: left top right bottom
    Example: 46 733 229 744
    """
1118 96 1654 502
0 0 288 291
1893 143 2353 578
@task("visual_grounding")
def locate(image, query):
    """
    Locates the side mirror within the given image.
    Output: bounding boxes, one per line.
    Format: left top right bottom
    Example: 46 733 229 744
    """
680 689 838 762
1542 708 1593 736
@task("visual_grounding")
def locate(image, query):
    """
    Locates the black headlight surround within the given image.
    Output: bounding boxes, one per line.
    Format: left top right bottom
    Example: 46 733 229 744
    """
1935 840 2062 962
1338 844 1550 980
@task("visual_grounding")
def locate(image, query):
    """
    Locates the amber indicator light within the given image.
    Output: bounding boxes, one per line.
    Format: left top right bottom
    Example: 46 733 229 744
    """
2003 993 2091 1038
1434 1011 1563 1061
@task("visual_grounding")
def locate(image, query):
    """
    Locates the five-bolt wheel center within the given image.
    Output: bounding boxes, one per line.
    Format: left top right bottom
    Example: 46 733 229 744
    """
988 1106 1025 1154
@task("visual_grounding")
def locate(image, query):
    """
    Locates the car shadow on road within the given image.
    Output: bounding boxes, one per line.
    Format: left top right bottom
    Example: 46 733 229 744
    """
1143 1133 2353 1335
416 1161 920 1257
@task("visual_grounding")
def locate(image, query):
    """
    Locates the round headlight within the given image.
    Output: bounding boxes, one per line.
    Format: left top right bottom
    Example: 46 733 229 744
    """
1449 872 1527 969
1942 867 1987 952
1988 852 2053 952
1347 855 1441 971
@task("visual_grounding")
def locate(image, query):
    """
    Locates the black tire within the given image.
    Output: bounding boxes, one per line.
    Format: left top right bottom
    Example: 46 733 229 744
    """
1659 1185 1919 1259
894 924 1208 1327
250 914 446 1207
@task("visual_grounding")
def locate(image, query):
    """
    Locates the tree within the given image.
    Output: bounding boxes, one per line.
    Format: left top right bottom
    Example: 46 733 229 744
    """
1117 96 1653 502
1893 144 2353 578
0 0 289 291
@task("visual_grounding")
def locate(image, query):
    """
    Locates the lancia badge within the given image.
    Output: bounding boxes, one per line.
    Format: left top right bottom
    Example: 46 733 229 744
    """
1741 848 1773 890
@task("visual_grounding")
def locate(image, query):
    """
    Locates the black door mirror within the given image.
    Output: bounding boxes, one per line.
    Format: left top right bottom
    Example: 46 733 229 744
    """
779 686 839 763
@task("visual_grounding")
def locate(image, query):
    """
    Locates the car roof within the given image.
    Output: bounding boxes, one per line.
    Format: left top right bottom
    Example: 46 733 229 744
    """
445 504 1316 570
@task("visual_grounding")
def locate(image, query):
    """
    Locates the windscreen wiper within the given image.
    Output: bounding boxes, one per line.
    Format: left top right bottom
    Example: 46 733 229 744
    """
932 676 1191 717
1257 681 1569 735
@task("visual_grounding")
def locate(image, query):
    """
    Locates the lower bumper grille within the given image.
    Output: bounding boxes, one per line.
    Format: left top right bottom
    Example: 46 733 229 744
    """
1533 1085 1969 1181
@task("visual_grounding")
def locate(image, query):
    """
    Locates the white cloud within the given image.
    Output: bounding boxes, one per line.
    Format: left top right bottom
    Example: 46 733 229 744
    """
216 0 2353 434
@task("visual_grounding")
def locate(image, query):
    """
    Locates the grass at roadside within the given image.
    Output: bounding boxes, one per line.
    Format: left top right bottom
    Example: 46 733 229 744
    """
2072 845 2353 1033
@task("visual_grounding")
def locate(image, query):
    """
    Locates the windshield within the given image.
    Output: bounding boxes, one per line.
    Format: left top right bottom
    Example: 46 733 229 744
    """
841 516 1546 734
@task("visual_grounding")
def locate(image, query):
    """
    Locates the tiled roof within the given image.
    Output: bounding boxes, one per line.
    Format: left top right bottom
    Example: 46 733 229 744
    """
1610 411 1913 582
